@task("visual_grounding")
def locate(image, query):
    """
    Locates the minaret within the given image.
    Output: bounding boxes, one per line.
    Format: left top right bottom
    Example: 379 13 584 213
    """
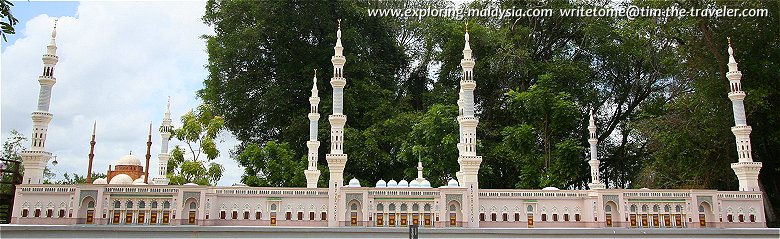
726 38 762 191
326 19 348 227
20 20 59 184
153 98 173 185
457 23 483 228
144 123 153 184
587 110 605 189
416 160 424 181
305 70 322 188
87 122 96 183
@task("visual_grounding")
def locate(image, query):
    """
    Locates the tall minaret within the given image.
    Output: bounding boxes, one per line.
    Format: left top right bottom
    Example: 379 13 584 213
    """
153 98 173 185
86 122 96 183
305 70 322 188
726 38 762 191
326 20 348 227
457 23 483 228
20 20 59 184
587 110 605 189
144 123 153 184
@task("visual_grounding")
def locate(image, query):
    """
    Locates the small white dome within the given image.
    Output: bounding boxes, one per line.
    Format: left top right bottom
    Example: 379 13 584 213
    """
93 178 107 185
447 179 459 187
410 180 421 188
109 174 133 185
375 180 387 188
348 178 361 187
420 180 431 188
183 183 198 186
387 180 398 187
398 180 409 187
132 177 146 185
116 154 142 166
232 183 247 187
542 187 560 191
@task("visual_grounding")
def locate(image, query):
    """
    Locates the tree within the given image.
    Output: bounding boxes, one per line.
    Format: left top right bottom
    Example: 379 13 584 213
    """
236 141 305 187
1 130 26 194
55 172 107 185
0 0 17 42
166 103 225 186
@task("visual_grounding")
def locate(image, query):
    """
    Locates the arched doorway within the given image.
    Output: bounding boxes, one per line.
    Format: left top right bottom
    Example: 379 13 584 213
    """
347 200 361 226
604 201 618 227
448 201 461 227
79 196 95 224
182 198 198 225
698 202 713 228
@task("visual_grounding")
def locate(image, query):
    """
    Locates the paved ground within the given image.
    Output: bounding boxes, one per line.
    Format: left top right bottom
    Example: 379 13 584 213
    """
0 225 778 239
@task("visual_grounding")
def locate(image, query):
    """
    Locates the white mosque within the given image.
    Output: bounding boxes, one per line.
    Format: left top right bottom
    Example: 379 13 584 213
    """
10 21 766 228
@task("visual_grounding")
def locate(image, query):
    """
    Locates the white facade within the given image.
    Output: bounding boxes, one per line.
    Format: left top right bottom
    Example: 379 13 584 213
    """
11 23 767 229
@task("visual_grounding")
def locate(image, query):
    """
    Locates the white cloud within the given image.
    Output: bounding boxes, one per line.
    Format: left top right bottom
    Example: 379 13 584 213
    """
1 1 244 185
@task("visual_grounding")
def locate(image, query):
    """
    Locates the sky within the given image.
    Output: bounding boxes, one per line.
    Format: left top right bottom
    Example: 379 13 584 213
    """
1 1 243 185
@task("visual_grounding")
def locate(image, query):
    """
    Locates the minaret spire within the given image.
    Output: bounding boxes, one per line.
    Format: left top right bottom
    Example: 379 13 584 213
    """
144 122 152 184
154 98 173 185
326 19 349 227
726 38 762 191
20 19 60 184
86 121 96 183
587 109 605 189
305 70 322 188
457 22 483 228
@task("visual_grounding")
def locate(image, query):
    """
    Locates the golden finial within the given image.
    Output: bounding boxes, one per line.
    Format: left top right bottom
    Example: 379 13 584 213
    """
338 19 341 29
465 21 469 32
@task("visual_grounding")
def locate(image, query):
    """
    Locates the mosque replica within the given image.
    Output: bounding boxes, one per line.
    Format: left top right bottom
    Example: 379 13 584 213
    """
10 21 766 229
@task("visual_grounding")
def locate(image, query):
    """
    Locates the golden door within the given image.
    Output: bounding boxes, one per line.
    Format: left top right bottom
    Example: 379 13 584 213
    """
641 214 648 228
605 214 613 227
138 212 145 225
189 211 196 224
653 214 659 228
527 214 534 228
389 213 396 227
350 212 358 226
112 211 120 224
674 214 682 228
699 214 706 227
400 213 408 226
125 212 133 224
412 213 419 226
663 214 671 227
629 214 637 228
450 213 457 226
162 211 170 225
150 211 158 225
376 214 384 227
270 212 277 226
423 213 431 227
86 210 94 224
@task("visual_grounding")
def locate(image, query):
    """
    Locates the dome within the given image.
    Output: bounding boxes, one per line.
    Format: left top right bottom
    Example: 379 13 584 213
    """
183 183 198 186
116 154 142 166
420 180 431 188
92 178 107 185
132 178 146 185
447 179 459 187
409 180 421 188
109 174 133 185
398 180 409 187
387 180 398 187
232 183 247 187
542 187 560 191
348 178 361 187
375 180 387 188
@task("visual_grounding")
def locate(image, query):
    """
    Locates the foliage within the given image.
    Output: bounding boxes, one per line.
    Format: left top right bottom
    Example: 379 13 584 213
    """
236 141 305 187
166 103 225 186
0 0 17 42
54 172 107 185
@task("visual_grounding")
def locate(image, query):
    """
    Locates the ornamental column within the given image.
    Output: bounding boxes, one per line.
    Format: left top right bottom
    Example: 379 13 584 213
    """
726 38 762 191
305 71 322 188
153 98 173 185
20 20 59 184
457 23 483 228
326 20 348 227
587 110 605 189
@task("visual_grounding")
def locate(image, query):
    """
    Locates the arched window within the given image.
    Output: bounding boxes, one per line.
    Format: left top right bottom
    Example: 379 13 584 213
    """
605 205 612 212
270 204 277 211
641 205 648 212
630 205 637 212
675 205 682 213
424 204 431 212
389 204 396 211
350 203 358 211
87 201 95 209
163 201 170 209
377 204 384 211
451 205 457 212
664 205 671 212
400 204 407 212
698 205 705 213
527 205 534 212
151 201 158 209
653 205 659 212
190 202 197 210
139 201 146 209
412 204 419 211
114 201 121 208
126 201 133 209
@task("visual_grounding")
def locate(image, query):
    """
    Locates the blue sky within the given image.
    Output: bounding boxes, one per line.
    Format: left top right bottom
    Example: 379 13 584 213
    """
1 1 243 185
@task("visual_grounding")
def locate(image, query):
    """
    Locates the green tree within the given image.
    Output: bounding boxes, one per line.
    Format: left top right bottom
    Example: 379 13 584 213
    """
0 0 18 42
167 103 225 186
1 130 26 193
55 172 107 185
236 141 305 187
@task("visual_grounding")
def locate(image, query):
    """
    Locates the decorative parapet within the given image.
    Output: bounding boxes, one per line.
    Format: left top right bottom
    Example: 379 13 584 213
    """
19 186 75 193
479 191 588 198
214 188 327 196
